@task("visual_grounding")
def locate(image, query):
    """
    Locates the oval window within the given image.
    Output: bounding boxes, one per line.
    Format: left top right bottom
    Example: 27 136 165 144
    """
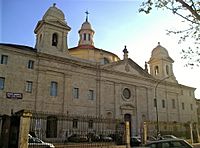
123 88 131 99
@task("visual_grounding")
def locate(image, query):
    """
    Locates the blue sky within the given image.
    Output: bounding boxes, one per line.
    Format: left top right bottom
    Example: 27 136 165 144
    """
1 0 200 98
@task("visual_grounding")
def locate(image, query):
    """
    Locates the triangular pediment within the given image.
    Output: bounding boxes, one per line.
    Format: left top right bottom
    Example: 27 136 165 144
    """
102 59 152 78
34 20 71 33
48 20 70 27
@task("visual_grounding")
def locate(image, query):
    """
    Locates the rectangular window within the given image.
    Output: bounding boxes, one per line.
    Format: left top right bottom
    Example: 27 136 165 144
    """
191 104 193 110
172 99 176 109
182 102 185 110
153 99 157 107
27 60 34 69
88 89 94 100
181 90 183 95
25 81 33 93
50 81 57 96
88 120 93 129
88 34 91 41
72 119 78 128
73 87 79 99
84 33 87 40
0 77 5 90
162 100 165 108
1 55 8 64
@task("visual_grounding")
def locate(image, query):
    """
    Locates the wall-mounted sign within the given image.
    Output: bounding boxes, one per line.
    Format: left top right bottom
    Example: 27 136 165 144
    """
6 92 23 99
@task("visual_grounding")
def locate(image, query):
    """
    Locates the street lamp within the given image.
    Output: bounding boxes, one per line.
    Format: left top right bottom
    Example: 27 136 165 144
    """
154 75 173 138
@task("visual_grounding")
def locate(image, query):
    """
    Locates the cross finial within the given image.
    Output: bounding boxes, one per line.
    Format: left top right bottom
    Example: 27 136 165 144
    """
85 10 89 22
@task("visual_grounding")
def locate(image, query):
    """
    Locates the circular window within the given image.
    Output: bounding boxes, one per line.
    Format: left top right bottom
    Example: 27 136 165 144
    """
123 88 131 99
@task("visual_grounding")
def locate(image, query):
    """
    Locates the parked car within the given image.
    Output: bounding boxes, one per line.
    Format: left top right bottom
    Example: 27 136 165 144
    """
28 136 55 148
87 132 101 142
99 134 113 142
162 135 178 139
68 134 88 142
147 136 157 141
130 136 142 147
144 139 193 148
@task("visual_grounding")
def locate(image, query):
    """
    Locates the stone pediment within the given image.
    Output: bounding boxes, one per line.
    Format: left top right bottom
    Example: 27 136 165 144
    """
46 20 70 28
34 20 70 33
102 59 152 78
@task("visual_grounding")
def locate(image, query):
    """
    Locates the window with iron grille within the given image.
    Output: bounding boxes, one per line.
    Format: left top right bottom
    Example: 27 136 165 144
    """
25 81 33 93
50 81 58 96
88 89 94 100
73 87 79 99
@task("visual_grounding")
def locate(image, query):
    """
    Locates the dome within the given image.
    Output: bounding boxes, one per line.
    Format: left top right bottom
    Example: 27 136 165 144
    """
151 42 169 58
42 3 65 21
81 21 92 30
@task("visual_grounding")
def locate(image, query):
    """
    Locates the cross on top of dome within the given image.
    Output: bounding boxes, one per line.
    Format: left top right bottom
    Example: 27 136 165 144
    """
85 10 89 22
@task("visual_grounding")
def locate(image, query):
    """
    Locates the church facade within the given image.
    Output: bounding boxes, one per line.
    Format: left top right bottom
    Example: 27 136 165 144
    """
0 4 197 137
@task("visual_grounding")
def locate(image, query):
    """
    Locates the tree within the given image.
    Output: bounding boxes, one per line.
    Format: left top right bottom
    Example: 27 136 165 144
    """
139 0 200 67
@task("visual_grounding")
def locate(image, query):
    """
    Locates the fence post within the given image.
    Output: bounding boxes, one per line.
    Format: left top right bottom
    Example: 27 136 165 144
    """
143 122 147 144
190 122 193 144
125 121 130 148
196 123 200 143
16 110 32 148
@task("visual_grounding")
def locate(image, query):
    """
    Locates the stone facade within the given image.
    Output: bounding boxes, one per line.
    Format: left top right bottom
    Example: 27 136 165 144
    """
0 4 197 137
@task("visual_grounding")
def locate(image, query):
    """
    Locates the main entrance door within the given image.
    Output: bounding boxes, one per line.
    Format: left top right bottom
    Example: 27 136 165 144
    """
124 113 132 137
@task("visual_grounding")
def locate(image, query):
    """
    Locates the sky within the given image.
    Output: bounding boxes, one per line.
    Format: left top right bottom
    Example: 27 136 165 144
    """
1 0 200 98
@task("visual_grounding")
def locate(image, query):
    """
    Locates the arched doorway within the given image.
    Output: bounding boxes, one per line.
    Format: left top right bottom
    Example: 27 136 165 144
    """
124 113 132 137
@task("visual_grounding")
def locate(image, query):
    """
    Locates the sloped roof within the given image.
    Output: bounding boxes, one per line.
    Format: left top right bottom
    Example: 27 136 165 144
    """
0 43 37 52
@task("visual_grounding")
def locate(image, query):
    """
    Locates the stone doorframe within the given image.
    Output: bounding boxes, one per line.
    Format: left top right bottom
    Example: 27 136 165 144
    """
120 104 137 136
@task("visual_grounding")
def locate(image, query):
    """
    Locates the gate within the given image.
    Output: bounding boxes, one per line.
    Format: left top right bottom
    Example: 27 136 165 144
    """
29 112 125 148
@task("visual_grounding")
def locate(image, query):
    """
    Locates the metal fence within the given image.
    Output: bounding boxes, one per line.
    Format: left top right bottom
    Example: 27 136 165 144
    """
29 112 125 148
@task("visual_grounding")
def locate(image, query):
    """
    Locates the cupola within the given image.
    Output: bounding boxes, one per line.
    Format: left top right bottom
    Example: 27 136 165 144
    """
78 11 95 47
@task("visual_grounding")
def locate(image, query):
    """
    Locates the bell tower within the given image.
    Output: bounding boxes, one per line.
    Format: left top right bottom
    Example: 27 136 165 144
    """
148 42 177 82
34 3 71 56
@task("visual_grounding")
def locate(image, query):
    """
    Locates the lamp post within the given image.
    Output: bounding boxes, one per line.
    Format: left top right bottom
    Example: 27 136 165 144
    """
154 75 172 138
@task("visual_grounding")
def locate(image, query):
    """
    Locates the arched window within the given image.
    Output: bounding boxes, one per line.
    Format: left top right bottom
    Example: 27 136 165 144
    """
83 33 87 40
52 33 58 46
46 116 57 138
166 65 169 75
155 66 159 75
